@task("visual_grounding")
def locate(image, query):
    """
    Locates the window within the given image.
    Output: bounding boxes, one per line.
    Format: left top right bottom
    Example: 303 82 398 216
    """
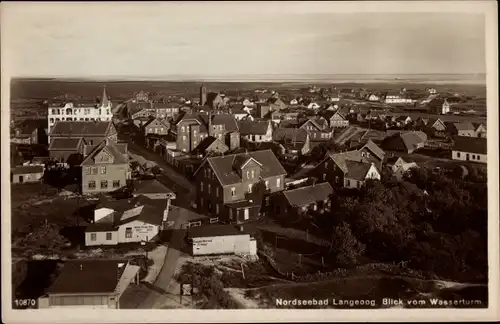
276 178 281 188
55 118 60 122
215 204 219 215
90 233 96 241
101 180 108 189
323 173 326 181
229 209 233 220
194 130 197 136
113 180 120 188
106 109 110 114
216 187 219 197
182 135 187 141
51 109 56 114
200 181 203 192
457 152 461 158
208 184 211 194
251 170 255 178
88 181 96 189
346 179 351 187
231 187 236 197
50 118 54 123
244 208 249 220
204 169 207 177
181 126 185 132
106 232 112 240
155 128 158 133
100 166 106 174
246 170 250 179
125 228 132 238
80 118 84 121
265 180 269 189
85 167 91 175
160 127 164 132
472 155 475 160
325 161 329 168
248 184 253 193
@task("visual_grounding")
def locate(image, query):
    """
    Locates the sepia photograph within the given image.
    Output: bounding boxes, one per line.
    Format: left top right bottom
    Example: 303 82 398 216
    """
1 1 498 323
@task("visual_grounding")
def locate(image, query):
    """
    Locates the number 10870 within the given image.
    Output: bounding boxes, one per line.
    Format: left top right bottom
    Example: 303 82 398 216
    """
13 299 37 308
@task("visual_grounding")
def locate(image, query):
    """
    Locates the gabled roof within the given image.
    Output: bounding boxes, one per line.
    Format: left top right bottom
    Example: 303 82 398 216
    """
196 150 286 186
208 114 239 132
282 182 333 207
238 120 270 136
48 138 85 151
273 128 309 143
143 118 170 129
299 118 323 131
326 150 365 173
50 121 113 137
453 121 475 132
452 136 487 155
344 160 375 181
47 259 126 294
133 179 175 196
11 165 44 175
195 136 228 154
81 140 128 166
360 140 385 161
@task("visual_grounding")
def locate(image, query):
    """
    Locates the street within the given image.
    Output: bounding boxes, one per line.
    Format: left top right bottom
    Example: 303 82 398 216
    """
125 137 205 308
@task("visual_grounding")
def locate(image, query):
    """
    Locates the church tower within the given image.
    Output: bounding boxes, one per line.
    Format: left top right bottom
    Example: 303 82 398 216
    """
200 85 207 106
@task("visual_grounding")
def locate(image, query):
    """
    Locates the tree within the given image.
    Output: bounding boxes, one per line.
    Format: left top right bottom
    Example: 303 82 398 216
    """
17 223 70 256
329 222 365 266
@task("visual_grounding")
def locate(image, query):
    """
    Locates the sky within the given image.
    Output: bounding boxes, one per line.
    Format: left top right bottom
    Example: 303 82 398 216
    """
1 2 488 79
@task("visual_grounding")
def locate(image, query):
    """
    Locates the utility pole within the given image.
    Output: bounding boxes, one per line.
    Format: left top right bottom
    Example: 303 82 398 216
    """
240 263 245 280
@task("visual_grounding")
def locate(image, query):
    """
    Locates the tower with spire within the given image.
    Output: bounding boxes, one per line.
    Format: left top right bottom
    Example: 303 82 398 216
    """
100 86 110 108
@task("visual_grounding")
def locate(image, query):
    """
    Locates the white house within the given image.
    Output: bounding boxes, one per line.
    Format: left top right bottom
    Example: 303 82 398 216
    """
48 87 113 133
85 195 171 246
391 157 418 180
344 161 381 189
307 102 321 110
451 137 487 164
290 98 299 105
368 94 380 101
384 94 413 104
187 224 257 256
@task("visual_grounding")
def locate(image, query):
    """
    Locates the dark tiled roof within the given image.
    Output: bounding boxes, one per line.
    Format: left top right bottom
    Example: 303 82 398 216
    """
11 165 44 175
188 224 252 238
238 120 270 136
198 114 239 133
360 140 385 161
47 259 126 294
133 179 175 195
452 136 487 155
202 150 286 186
283 182 333 207
273 128 308 143
50 121 112 137
453 122 475 132
345 160 374 181
327 150 366 173
48 138 84 151
81 140 128 166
